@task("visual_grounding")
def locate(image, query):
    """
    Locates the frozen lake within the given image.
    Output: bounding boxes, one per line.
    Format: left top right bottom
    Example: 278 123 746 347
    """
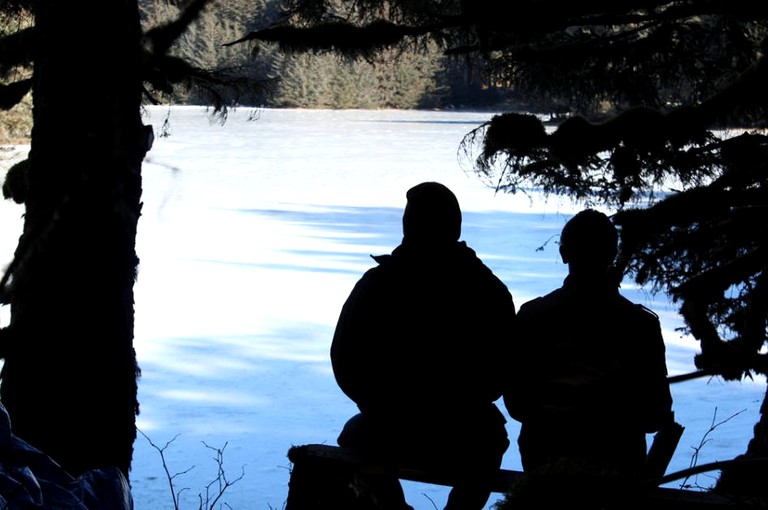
1 106 765 509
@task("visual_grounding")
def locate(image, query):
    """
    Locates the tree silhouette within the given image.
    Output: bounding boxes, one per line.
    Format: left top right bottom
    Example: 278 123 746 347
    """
2 0 767 500
240 0 768 497
0 0 267 481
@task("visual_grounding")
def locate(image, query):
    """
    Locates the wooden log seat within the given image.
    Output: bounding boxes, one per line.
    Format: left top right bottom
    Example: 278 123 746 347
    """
284 443 743 510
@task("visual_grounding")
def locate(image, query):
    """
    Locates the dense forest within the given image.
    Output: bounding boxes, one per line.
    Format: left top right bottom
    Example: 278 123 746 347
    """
163 0 525 109
136 0 511 109
0 0 514 144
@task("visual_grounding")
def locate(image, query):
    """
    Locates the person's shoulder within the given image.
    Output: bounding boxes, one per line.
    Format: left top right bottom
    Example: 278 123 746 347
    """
371 253 392 266
617 295 661 323
456 242 507 279
349 255 392 285
635 303 661 323
518 288 566 316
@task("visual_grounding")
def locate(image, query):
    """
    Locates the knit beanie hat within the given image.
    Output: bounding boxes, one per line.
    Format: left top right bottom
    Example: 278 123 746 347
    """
402 182 462 244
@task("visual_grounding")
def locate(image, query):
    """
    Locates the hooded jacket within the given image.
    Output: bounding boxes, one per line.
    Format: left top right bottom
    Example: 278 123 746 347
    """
331 240 516 424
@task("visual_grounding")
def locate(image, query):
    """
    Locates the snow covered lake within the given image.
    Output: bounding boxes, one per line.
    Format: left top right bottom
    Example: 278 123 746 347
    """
1 106 765 509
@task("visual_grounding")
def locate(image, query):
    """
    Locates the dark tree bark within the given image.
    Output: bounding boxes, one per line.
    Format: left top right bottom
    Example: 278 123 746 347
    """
0 0 147 479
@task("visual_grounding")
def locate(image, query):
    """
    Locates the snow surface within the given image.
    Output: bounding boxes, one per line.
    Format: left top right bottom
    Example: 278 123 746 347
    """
0 106 765 509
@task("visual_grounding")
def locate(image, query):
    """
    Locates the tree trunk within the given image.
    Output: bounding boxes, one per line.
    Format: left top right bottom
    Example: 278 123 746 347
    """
0 0 147 479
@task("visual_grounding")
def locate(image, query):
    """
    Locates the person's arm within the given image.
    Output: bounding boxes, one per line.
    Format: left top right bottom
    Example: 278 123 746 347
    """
330 278 375 406
482 282 517 403
502 305 537 423
637 308 675 433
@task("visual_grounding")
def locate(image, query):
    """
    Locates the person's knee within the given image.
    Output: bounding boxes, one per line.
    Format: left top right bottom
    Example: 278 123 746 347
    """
337 413 365 448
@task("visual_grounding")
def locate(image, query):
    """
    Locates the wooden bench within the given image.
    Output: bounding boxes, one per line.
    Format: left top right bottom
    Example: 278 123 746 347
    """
284 443 742 509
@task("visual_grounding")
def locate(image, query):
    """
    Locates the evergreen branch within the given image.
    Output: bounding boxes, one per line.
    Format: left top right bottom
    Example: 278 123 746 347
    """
143 0 216 58
226 19 447 55
0 77 31 110
0 25 34 77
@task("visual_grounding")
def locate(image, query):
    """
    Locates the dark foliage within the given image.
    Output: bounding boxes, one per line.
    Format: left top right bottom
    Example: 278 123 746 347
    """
0 0 272 116
496 457 640 510
228 19 439 57
1 0 766 498
243 0 768 495
244 0 768 381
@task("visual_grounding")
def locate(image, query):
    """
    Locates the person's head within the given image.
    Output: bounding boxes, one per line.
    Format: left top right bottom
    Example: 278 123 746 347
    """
402 182 462 245
559 209 618 270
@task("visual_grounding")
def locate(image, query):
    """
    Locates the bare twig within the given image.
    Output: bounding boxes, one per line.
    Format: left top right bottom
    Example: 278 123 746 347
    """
198 441 245 510
421 492 438 510
138 429 193 510
138 429 245 510
654 456 768 487
680 407 747 489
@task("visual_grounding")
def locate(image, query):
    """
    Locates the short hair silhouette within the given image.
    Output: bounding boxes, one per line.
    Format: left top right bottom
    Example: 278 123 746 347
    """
402 181 462 243
559 209 618 266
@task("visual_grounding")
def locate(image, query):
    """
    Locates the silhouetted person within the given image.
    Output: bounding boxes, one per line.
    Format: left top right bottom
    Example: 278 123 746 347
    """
331 182 515 510
503 209 673 479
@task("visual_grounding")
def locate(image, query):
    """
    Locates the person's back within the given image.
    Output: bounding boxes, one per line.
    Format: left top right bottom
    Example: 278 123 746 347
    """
331 182 515 510
333 241 511 418
503 209 673 477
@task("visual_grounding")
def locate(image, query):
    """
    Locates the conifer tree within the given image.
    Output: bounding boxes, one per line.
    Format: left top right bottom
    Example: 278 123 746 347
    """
239 0 768 496
0 0 266 481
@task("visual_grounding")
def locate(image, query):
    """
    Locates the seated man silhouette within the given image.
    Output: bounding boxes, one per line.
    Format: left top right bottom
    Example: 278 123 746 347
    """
503 209 674 480
331 182 515 510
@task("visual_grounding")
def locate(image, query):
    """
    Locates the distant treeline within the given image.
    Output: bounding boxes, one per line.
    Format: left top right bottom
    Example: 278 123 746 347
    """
0 1 519 144
139 0 515 110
